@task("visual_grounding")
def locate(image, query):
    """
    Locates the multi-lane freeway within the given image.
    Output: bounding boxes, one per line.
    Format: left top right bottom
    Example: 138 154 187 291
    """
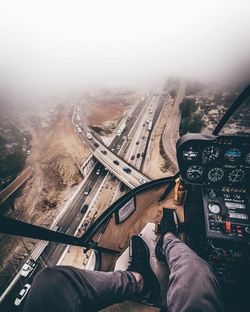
0 93 150 310
0 162 109 311
1 83 183 311
74 92 170 188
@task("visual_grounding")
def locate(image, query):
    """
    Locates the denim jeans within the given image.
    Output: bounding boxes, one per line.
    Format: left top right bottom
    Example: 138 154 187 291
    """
24 235 224 312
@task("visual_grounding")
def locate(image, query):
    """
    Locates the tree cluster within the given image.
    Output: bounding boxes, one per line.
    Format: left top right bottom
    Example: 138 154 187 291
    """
179 98 205 135
0 150 26 179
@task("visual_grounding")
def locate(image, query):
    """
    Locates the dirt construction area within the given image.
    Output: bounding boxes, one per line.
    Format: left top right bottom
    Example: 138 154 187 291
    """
83 93 139 135
0 94 137 294
0 107 90 292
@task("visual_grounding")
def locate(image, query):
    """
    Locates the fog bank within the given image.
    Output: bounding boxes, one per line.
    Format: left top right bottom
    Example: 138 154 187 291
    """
0 0 250 101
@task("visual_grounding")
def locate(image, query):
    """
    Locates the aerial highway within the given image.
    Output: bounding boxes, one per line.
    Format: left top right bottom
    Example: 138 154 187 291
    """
0 163 108 311
162 82 186 170
74 91 170 188
1 87 171 311
0 94 150 310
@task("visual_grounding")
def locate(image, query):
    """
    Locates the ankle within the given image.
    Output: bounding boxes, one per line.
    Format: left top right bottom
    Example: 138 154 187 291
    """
163 232 176 240
131 272 144 292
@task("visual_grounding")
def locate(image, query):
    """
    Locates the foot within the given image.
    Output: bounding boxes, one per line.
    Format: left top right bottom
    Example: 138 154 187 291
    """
127 235 160 306
155 209 177 262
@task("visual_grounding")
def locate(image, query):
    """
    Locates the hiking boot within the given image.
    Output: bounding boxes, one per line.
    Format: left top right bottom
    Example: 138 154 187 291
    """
128 235 160 306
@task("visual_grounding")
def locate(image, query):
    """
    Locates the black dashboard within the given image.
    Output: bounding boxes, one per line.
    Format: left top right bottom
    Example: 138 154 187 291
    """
176 133 250 186
177 133 250 309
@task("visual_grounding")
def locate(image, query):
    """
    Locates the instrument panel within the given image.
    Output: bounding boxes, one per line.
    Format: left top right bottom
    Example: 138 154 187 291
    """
177 134 250 186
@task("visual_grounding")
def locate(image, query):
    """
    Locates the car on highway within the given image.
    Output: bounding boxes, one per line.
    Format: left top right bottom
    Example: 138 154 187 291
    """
86 132 93 139
140 179 147 184
84 187 92 196
80 204 89 214
101 150 107 155
136 153 141 158
116 145 121 150
21 259 37 277
14 284 31 306
113 160 119 165
96 168 101 175
131 155 135 160
119 183 126 192
123 166 131 173
136 141 139 145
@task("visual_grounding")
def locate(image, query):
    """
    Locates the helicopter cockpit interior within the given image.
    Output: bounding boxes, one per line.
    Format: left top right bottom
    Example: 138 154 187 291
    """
0 86 249 311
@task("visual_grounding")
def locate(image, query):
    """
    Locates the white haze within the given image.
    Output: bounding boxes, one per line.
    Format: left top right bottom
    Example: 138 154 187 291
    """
0 0 250 101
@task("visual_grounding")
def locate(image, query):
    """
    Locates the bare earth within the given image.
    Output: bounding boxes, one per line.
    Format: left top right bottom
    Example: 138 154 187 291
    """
84 93 139 135
0 97 134 292
0 108 90 290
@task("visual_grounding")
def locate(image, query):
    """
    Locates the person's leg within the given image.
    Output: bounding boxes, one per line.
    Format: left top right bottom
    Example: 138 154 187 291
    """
163 233 224 312
24 266 140 312
24 236 159 312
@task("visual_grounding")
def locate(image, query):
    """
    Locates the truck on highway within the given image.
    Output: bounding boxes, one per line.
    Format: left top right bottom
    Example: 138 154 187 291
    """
86 132 93 139
117 128 122 136
147 121 152 131
77 127 82 133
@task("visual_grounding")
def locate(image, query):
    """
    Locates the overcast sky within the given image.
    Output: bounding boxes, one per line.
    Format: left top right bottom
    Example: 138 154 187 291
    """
0 0 250 99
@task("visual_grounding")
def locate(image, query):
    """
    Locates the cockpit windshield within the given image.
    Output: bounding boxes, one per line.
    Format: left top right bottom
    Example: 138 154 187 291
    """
222 97 250 136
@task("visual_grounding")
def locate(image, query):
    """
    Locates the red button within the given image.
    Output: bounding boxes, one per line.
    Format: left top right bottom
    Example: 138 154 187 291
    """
225 221 231 234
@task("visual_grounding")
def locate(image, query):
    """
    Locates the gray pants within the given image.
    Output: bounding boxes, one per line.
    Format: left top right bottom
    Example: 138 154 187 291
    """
24 235 224 312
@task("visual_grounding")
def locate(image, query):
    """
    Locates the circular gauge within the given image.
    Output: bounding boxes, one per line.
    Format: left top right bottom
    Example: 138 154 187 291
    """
245 152 250 165
186 165 204 181
224 148 241 163
228 169 245 183
202 146 220 162
182 147 199 161
208 203 221 214
208 167 224 183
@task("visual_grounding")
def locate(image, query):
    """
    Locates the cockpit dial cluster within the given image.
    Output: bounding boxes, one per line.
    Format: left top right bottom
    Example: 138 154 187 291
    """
177 134 250 186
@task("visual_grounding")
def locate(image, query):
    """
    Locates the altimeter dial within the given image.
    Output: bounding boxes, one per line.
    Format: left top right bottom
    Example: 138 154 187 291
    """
202 146 220 162
186 165 203 181
208 167 224 183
